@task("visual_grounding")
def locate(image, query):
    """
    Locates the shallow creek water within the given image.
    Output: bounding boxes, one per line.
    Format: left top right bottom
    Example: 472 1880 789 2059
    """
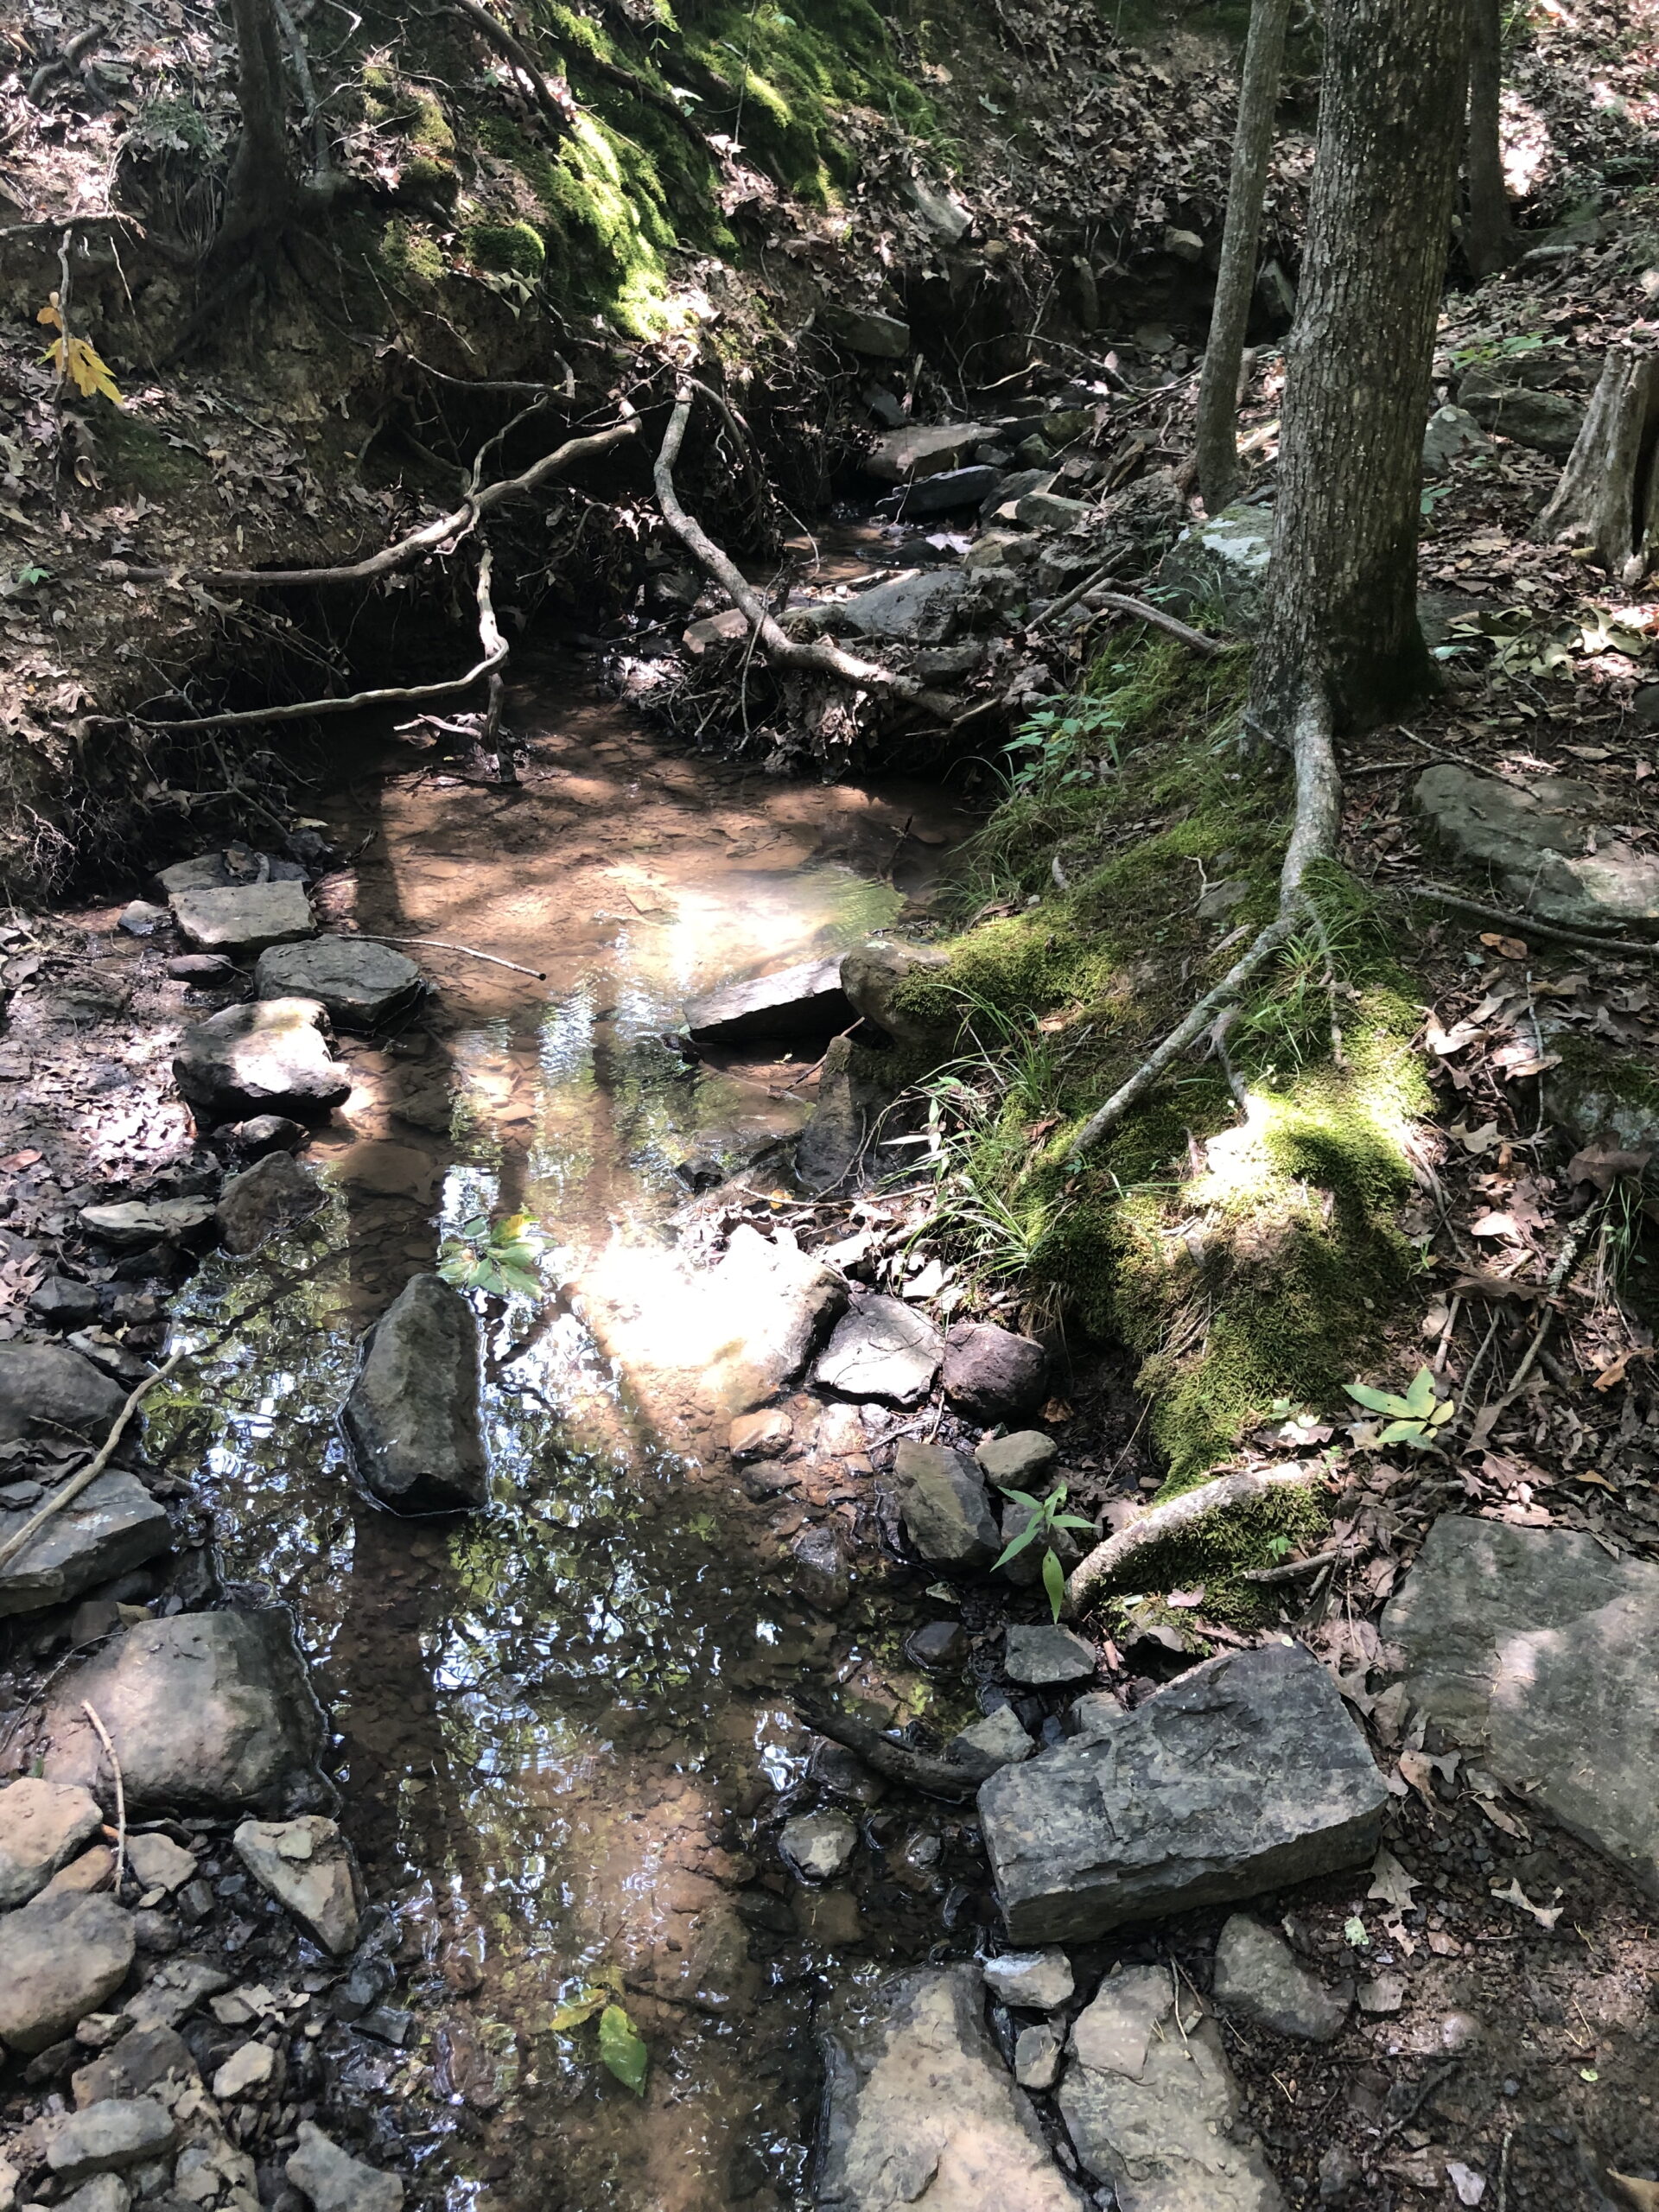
156 661 980 2212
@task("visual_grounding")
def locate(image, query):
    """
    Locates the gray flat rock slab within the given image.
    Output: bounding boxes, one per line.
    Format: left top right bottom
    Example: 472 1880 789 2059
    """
1005 1624 1096 1686
0 1341 125 1445
1381 1516 1659 1896
982 1948 1073 2011
45 1611 322 1814
343 1274 488 1513
286 2122 404 2212
816 1963 1088 2209
683 955 852 1046
1211 1914 1351 2042
950 1707 1035 1780
1414 764 1659 931
0 1777 105 1907
979 1643 1388 1943
234 1815 360 1955
170 881 315 955
255 938 423 1027
48 2098 175 2181
863 423 1001 483
0 1470 171 1618
79 1197 217 1250
174 998 351 1123
0 1891 135 2052
1058 1964 1285 2210
814 1295 943 1405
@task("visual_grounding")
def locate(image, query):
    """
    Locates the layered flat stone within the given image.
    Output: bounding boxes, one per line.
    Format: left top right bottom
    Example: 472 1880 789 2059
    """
0 1777 105 1907
814 1295 943 1405
862 423 1000 483
255 938 423 1028
890 1438 998 1569
816 1964 1088 2210
0 1891 135 2052
979 1643 1388 1943
1382 1516 1659 1897
234 1815 360 1955
1058 1965 1285 2210
170 881 315 956
78 1197 217 1250
174 998 351 1123
0 1471 171 1618
1414 764 1659 931
0 1342 124 1445
684 956 852 1046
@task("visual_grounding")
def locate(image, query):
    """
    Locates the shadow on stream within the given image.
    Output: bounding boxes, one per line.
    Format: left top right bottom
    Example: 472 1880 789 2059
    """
150 658 982 2211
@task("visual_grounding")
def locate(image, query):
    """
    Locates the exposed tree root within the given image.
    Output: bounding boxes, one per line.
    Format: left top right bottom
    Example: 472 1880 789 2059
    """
443 0 578 137
1075 591 1230 657
1410 883 1659 957
1066 1464 1324 1613
652 378 961 722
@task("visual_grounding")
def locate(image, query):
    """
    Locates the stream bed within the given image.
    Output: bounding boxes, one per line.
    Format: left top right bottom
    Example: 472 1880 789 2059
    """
153 663 982 2212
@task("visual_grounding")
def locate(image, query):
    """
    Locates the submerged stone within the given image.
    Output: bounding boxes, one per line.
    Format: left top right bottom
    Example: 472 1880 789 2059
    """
683 955 852 1046
254 938 423 1028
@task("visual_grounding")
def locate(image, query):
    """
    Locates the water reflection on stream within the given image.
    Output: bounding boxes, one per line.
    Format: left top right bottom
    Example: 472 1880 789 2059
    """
156 663 979 2212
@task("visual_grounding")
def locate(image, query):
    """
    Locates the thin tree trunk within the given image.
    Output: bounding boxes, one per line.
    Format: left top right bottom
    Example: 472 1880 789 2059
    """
1532 342 1659 584
217 0 296 252
1195 0 1294 515
1464 0 1516 278
1251 0 1471 738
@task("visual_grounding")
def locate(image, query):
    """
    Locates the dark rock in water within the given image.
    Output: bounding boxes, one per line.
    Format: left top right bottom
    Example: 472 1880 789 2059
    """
795 1035 890 1192
343 1274 488 1513
216 1149 323 1255
879 465 1001 519
1382 1516 1659 1897
684 955 853 1046
1058 1963 1283 2209
0 1892 135 2053
28 1277 100 1329
44 1611 324 1814
72 2024 198 2107
174 998 352 1123
790 1522 851 1612
254 938 423 1028
165 953 238 983
815 1963 1088 2209
78 1197 217 1251
942 1319 1049 1422
839 939 951 1047
217 1114 308 1159
907 1618 968 1669
979 1643 1388 1942
814 1295 943 1405
0 1471 171 1618
0 1341 125 1445
1413 763 1659 931
169 882 315 957
1004 1624 1096 1687
890 1438 999 1569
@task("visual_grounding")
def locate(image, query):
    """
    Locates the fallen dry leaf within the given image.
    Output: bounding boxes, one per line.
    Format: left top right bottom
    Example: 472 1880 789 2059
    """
1368 1846 1420 1910
1612 2177 1659 2212
1491 1876 1564 1929
1567 1145 1653 1192
1594 1348 1650 1391
1469 1211 1521 1240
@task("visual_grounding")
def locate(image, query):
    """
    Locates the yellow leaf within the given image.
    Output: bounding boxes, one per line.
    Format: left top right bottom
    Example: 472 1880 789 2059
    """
65 335 123 405
36 294 62 331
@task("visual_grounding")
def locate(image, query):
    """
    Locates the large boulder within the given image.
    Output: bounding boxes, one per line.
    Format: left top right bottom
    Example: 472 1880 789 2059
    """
254 939 423 1028
890 1439 999 1570
1058 1964 1285 2210
862 423 1001 484
838 939 951 1048
684 956 853 1046
0 1777 105 1907
942 1320 1050 1422
0 1891 135 2052
44 1611 323 1814
169 881 315 956
0 1470 171 1618
216 1149 324 1255
817 568 976 646
816 1964 1088 2210
814 1295 944 1406
0 1341 125 1445
1458 379 1585 456
979 1643 1388 1942
174 999 352 1123
343 1274 488 1513
1154 504 1273 629
823 306 912 361
1413 764 1659 931
233 1815 360 1955
1382 1516 1659 1896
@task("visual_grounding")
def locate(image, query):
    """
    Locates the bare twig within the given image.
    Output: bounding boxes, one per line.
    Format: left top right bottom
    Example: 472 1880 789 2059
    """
351 934 546 980
1409 884 1659 958
135 643 510 731
1067 1463 1323 1611
474 544 512 781
1475 1199 1606 1425
80 1702 126 1897
1240 1541 1350 1584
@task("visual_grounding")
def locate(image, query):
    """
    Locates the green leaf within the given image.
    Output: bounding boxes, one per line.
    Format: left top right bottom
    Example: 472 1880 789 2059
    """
547 1985 610 2033
1402 1366 1437 1419
1376 1418 1426 1446
598 2004 648 2094
992 1523 1039 1570
1042 1546 1067 1624
1052 1513 1094 1532
1427 1398 1455 1427
1344 1382 1406 1415
498 1263 543 1299
996 1486 1044 1512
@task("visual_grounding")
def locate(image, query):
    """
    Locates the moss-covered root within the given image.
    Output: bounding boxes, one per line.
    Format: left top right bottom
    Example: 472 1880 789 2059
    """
1067 1462 1321 1611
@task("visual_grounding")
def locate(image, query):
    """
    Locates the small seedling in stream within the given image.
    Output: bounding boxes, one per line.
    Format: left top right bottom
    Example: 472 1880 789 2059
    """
1344 1365 1454 1449
438 1211 545 1300
993 1482 1095 1621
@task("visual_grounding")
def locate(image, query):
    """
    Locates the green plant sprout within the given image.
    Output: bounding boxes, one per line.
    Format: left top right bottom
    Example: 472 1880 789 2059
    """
993 1482 1095 1621
1003 696 1128 794
547 1979 649 2094
1344 1365 1454 1449
438 1211 545 1300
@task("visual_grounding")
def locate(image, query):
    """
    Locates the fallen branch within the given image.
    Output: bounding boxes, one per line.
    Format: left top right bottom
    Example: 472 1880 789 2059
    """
136 642 508 732
1067 1463 1323 1613
1474 1198 1606 1427
1409 884 1659 958
1076 589 1230 657
116 417 637 593
795 1697 977 1802
474 544 512 779
352 934 546 981
652 378 960 720
81 1702 127 1897
1240 1541 1350 1585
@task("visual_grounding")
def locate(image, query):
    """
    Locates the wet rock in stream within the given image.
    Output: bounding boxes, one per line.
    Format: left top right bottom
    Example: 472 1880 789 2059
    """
233 1815 361 1955
0 1470 171 1617
173 999 352 1123
254 938 424 1028
341 1274 489 1513
215 1147 323 1255
683 954 853 1045
816 1963 1088 2210
813 1295 943 1406
0 1341 125 1444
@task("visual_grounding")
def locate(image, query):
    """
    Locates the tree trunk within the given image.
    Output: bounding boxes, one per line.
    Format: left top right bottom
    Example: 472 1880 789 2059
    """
1464 0 1516 279
1531 342 1659 584
1194 0 1294 516
1250 0 1470 739
217 0 296 254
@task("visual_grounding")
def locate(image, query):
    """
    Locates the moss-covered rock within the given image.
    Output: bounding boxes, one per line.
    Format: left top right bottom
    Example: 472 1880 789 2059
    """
464 219 547 275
